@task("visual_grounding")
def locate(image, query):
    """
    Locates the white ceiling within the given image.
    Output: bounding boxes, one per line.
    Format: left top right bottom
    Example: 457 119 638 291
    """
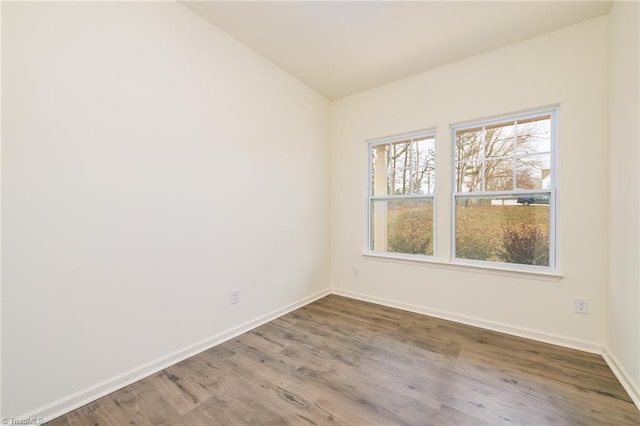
181 1 612 99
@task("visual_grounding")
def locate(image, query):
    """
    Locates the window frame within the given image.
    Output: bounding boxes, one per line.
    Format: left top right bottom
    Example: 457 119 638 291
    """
366 129 437 259
450 107 558 272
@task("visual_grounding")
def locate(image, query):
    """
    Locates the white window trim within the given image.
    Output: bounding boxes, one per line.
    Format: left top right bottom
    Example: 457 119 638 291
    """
450 107 559 273
361 251 563 282
365 129 437 259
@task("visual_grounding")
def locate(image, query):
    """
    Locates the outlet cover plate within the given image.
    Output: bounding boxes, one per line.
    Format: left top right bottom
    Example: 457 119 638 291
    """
574 298 589 314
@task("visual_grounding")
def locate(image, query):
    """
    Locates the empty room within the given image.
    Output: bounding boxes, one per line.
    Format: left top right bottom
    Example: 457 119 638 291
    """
2 0 639 424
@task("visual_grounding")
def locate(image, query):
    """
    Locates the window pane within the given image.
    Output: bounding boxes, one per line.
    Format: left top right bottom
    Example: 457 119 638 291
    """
485 122 515 158
371 136 436 196
455 195 550 266
389 141 412 195
456 127 483 162
517 115 551 155
413 136 436 195
371 198 433 256
485 158 514 191
517 153 551 190
455 161 482 193
371 144 388 196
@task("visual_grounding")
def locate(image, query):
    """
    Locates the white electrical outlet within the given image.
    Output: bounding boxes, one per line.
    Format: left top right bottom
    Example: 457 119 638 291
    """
231 289 240 304
353 266 359 277
574 298 589 314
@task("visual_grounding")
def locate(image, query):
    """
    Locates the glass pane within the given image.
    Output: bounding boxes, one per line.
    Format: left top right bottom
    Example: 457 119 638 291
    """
485 122 515 158
413 136 436 195
371 144 388 196
516 115 551 155
517 153 551 190
455 194 550 266
371 199 433 256
389 141 411 195
455 127 483 162
485 158 514 191
371 136 436 196
455 161 482 193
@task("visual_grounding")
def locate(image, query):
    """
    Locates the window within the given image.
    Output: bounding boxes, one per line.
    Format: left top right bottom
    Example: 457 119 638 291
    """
367 131 436 257
452 109 557 270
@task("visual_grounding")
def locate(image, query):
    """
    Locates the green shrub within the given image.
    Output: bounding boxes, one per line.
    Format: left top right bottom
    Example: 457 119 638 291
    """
498 224 549 266
388 209 432 255
456 234 494 261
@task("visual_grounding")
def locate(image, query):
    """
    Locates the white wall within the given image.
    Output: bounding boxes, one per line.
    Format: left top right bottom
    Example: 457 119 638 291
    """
607 0 640 402
3 1 638 419
331 18 608 348
1 2 329 417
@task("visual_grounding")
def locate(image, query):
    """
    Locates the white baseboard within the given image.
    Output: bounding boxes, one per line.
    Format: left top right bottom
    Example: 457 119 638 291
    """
23 288 331 424
331 288 604 355
603 347 640 411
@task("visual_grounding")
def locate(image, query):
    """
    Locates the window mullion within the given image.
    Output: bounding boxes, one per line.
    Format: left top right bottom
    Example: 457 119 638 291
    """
481 126 486 192
512 120 518 190
409 140 414 195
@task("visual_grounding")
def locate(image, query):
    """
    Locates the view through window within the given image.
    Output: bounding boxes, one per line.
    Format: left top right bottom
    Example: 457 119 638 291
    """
453 109 556 268
368 132 436 257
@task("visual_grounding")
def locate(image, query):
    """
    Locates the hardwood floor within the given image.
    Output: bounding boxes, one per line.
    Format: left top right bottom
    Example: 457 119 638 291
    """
47 295 640 425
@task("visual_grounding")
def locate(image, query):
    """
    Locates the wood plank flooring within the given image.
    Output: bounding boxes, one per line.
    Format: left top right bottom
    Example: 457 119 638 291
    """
47 295 640 425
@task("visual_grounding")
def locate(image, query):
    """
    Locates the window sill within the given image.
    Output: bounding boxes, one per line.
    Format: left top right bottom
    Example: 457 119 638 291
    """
361 251 563 282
